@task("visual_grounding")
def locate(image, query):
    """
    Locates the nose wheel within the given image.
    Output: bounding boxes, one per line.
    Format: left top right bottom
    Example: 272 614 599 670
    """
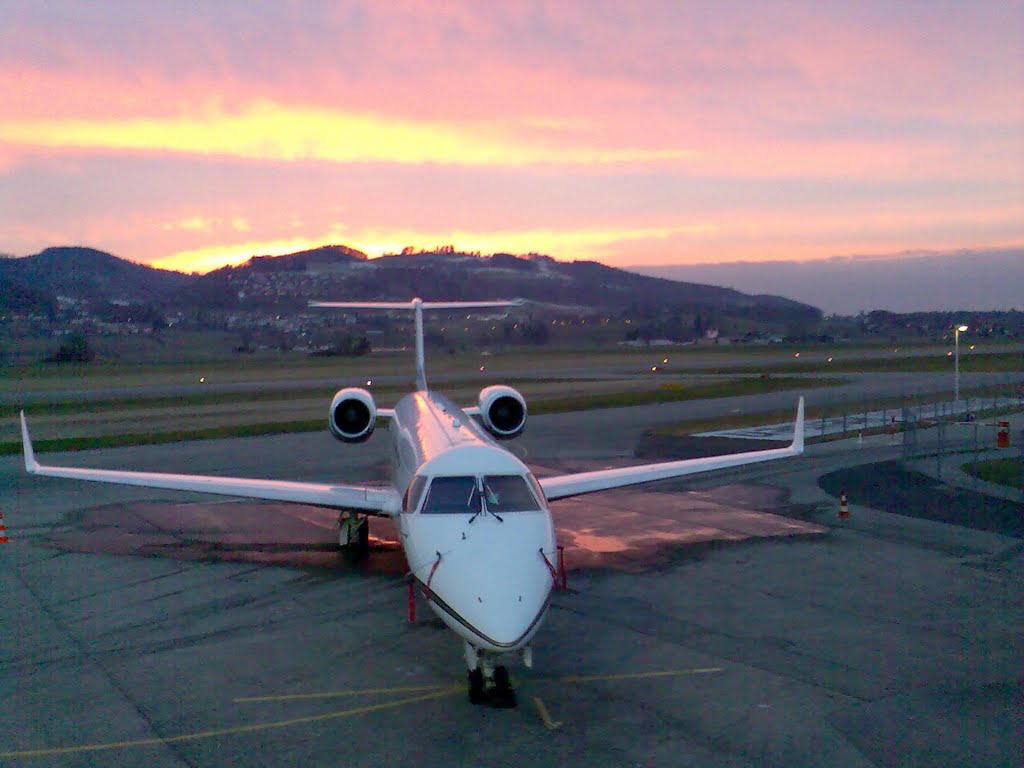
491 666 516 708
464 643 517 708
466 665 516 708
467 668 486 704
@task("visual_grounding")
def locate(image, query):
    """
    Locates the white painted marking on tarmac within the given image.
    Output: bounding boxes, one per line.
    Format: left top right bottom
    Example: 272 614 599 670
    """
697 397 1020 441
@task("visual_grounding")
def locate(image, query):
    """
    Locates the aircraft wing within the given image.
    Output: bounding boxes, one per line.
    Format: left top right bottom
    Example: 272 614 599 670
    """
539 398 804 502
20 413 402 517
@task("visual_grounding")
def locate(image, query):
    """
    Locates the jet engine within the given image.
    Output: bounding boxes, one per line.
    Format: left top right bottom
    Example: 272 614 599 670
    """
329 388 377 443
477 385 527 439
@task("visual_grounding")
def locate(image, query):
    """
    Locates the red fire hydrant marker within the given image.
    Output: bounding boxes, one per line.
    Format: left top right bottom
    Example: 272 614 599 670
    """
997 421 1010 448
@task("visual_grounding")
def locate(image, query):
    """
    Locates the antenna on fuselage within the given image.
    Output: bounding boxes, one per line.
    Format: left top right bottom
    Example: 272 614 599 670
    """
309 298 523 392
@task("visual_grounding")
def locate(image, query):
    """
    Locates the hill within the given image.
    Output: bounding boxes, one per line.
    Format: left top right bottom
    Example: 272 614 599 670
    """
0 247 192 310
184 248 820 326
1 246 821 334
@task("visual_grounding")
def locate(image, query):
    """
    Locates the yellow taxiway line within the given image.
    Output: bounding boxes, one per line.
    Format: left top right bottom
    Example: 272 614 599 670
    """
2 668 723 757
0 687 460 759
234 683 453 703
533 697 563 730
555 667 723 685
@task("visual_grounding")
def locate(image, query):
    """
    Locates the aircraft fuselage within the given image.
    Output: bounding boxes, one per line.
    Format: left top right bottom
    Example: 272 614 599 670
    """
389 390 557 653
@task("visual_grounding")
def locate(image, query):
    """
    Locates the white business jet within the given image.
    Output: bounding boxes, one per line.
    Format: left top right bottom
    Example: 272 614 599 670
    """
20 298 804 707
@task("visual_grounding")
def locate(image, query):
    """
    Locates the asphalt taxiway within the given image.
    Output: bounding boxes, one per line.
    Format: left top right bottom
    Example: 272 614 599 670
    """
1 411 1021 766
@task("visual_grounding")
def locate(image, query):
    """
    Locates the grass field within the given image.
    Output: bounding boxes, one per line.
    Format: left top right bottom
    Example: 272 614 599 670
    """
1 375 840 454
4 340 1019 454
3 341 1020 397
728 350 1022 375
961 458 1021 489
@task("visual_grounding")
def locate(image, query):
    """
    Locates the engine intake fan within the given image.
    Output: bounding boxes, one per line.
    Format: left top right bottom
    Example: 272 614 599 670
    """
329 388 377 442
477 385 527 439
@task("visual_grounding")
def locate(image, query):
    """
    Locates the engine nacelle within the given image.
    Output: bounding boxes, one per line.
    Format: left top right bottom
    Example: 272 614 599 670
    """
477 385 527 440
329 388 377 443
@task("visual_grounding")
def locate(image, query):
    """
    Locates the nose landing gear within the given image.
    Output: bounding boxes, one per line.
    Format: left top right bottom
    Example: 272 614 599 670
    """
464 642 517 708
490 666 516 708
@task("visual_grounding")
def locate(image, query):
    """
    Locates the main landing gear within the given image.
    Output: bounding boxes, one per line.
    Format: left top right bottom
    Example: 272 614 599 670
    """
464 642 520 708
338 512 369 553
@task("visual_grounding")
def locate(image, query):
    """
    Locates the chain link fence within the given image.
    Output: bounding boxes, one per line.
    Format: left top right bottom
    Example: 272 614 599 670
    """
898 385 1023 491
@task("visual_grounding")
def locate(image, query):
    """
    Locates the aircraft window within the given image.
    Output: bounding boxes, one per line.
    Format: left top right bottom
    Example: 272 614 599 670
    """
482 475 542 513
404 475 428 513
422 476 480 514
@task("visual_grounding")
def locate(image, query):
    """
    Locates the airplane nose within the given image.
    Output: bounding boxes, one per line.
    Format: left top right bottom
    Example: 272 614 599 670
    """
464 569 551 646
430 519 553 648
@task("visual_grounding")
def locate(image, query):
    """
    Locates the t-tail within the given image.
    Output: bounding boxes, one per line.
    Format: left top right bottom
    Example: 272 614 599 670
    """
309 298 522 392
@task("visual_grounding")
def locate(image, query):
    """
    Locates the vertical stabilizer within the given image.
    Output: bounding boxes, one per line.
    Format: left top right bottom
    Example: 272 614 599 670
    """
412 298 427 391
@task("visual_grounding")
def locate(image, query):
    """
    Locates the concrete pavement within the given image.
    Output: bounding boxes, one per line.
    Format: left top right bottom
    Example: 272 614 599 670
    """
1 408 1021 766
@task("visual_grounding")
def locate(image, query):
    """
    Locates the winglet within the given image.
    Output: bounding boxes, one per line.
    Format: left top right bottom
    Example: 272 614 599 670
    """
20 411 40 473
790 397 805 454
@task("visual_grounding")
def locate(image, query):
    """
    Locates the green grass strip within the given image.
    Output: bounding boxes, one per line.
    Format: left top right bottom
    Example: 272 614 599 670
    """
1 375 837 454
2 420 325 456
960 458 1021 489
725 351 1022 375
530 375 842 414
0 376 587 418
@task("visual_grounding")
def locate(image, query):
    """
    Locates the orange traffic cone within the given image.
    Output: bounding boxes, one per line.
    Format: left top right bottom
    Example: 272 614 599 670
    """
0 512 8 544
839 492 849 520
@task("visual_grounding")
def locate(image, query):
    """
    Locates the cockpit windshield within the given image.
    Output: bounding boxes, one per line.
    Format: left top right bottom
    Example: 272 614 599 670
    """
421 476 480 514
482 475 542 513
419 474 542 514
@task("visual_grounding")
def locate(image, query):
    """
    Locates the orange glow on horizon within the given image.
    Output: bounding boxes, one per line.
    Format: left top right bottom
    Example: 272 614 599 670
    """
0 101 694 168
148 229 1024 276
151 222 720 274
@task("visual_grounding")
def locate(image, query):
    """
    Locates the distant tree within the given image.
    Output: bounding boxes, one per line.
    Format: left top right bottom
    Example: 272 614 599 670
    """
310 333 371 357
46 332 94 363
93 301 166 327
521 321 550 345
233 329 255 354
271 331 292 352
351 335 371 355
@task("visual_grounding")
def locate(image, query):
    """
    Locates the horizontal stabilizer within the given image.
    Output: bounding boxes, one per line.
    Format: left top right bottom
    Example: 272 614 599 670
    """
309 299 523 310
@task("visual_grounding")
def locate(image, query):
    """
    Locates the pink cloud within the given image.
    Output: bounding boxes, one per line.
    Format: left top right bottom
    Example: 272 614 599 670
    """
2 1 1022 272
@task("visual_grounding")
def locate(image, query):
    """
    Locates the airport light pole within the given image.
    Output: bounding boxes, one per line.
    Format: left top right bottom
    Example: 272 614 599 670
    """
954 325 968 401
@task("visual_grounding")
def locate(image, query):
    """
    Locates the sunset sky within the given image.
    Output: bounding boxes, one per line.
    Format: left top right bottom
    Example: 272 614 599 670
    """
2 1 1022 274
